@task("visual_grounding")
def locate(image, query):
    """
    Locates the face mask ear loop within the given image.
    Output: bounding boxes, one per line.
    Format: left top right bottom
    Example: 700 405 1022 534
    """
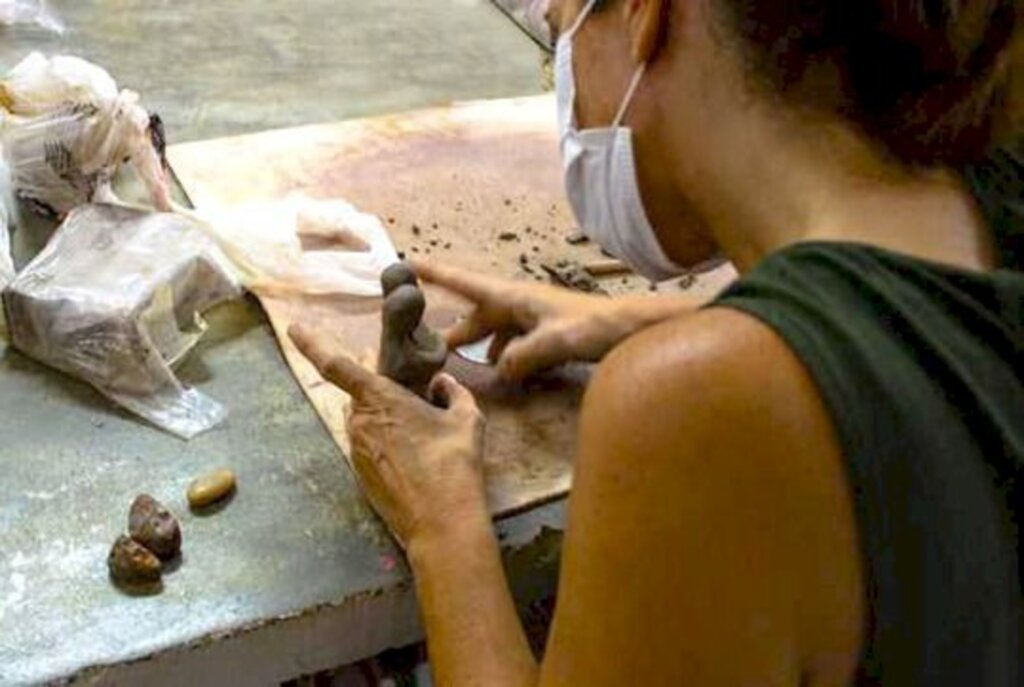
612 63 647 128
565 0 601 41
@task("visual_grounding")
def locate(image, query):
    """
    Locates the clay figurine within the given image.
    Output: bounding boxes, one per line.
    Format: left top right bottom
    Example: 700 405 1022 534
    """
378 262 448 396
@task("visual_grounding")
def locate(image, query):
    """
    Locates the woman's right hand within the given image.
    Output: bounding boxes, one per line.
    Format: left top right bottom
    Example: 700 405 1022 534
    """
413 260 676 381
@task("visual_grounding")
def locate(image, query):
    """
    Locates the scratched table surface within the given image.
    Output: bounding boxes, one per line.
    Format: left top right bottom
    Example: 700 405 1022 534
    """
0 2 557 685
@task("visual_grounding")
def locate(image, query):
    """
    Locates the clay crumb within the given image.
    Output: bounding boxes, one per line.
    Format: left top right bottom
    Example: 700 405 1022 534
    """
412 225 421 236
498 232 519 242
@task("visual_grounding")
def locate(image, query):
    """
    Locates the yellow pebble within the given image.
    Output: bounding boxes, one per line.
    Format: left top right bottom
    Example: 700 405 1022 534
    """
187 469 236 508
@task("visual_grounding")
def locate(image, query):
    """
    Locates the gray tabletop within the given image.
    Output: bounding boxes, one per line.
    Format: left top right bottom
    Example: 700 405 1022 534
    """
0 3 562 685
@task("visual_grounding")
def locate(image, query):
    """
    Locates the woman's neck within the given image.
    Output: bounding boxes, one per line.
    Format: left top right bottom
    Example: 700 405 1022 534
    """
671 93 996 274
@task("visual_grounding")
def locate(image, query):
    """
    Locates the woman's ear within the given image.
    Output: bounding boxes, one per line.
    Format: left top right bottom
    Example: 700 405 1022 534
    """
624 0 670 64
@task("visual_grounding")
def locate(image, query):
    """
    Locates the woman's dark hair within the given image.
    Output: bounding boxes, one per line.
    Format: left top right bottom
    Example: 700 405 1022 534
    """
717 1 1023 166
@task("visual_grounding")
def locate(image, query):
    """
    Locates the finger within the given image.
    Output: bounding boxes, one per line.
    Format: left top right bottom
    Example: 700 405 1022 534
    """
444 312 495 348
497 328 569 382
428 373 480 416
410 259 501 303
289 323 377 398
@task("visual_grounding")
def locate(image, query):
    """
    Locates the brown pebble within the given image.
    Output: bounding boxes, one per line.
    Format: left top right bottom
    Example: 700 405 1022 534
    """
187 469 237 509
108 535 162 585
128 495 181 561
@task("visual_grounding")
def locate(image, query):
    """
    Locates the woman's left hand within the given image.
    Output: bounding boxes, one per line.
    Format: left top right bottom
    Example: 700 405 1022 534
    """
289 323 488 550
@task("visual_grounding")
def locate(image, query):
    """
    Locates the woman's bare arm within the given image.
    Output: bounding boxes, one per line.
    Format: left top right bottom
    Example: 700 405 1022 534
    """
290 305 862 686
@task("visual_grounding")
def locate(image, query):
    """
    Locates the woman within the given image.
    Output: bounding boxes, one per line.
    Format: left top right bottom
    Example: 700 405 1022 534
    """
291 0 1023 684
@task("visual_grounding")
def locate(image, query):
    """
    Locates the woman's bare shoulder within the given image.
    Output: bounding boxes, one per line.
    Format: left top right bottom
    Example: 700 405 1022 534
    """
542 306 863 686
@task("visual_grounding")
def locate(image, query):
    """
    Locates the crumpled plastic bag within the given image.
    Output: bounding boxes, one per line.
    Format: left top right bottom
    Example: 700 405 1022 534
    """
0 0 64 34
0 53 171 217
0 53 116 116
186 195 399 297
0 154 14 291
3 204 240 439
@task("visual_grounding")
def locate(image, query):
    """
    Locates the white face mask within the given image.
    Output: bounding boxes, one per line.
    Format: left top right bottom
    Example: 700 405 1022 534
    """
555 0 685 281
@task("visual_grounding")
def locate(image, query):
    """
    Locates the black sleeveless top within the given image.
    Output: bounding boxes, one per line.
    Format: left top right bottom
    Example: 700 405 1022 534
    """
713 242 1022 686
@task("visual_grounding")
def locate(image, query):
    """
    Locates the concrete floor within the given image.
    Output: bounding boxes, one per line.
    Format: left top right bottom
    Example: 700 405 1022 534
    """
2 0 548 142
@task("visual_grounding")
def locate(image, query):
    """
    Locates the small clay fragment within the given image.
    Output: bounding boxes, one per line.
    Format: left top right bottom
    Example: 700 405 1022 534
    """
498 232 519 242
565 231 589 246
108 535 162 586
187 469 237 509
128 495 181 560
541 259 606 295
678 275 698 290
378 262 448 396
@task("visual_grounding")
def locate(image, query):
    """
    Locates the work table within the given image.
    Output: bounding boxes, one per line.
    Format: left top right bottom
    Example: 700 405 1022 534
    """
0 2 562 684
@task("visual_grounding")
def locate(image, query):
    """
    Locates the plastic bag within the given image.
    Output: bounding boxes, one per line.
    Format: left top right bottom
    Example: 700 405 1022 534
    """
3 204 240 439
0 154 14 291
0 0 64 34
0 53 172 216
0 53 115 116
188 195 399 297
